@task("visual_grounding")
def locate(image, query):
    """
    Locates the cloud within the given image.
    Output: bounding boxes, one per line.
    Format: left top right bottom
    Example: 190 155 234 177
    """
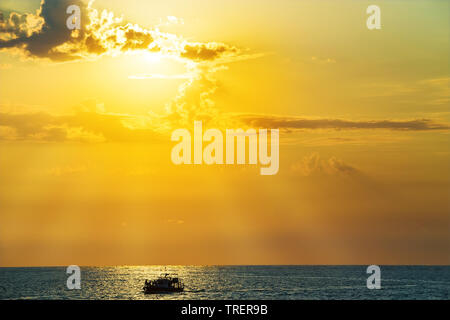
164 65 222 125
0 0 89 61
0 1 250 125
0 0 162 61
0 104 163 143
292 135 411 146
0 10 44 40
0 0 244 63
291 153 360 177
180 42 239 62
237 114 449 131
0 1 265 128
156 16 184 28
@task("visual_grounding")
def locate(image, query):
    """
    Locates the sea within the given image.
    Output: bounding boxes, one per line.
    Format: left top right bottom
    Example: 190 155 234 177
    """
0 265 448 300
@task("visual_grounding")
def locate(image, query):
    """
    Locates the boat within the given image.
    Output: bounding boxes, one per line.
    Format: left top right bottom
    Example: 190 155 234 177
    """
143 273 184 294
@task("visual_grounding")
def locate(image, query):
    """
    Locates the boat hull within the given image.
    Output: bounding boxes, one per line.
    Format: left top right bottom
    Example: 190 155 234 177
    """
143 287 184 294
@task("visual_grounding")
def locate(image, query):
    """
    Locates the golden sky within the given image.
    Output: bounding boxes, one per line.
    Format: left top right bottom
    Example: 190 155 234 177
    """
0 0 449 266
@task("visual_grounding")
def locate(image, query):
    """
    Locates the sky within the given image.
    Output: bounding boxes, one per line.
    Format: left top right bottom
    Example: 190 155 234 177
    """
0 0 449 266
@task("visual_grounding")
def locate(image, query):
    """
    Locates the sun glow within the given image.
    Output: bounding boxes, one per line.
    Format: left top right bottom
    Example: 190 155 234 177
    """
143 51 162 64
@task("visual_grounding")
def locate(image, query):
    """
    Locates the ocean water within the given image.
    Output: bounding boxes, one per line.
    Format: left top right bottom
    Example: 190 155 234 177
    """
0 266 448 300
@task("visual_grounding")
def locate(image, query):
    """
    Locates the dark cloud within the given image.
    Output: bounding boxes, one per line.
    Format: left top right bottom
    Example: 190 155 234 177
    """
0 1 236 62
237 114 450 131
0 0 89 61
0 11 34 39
84 35 106 54
0 0 161 61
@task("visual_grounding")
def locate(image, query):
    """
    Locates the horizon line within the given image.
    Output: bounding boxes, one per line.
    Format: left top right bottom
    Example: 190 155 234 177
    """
1 264 449 268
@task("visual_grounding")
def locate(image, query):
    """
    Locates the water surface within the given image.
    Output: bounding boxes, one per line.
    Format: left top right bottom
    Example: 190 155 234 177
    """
0 266 448 300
